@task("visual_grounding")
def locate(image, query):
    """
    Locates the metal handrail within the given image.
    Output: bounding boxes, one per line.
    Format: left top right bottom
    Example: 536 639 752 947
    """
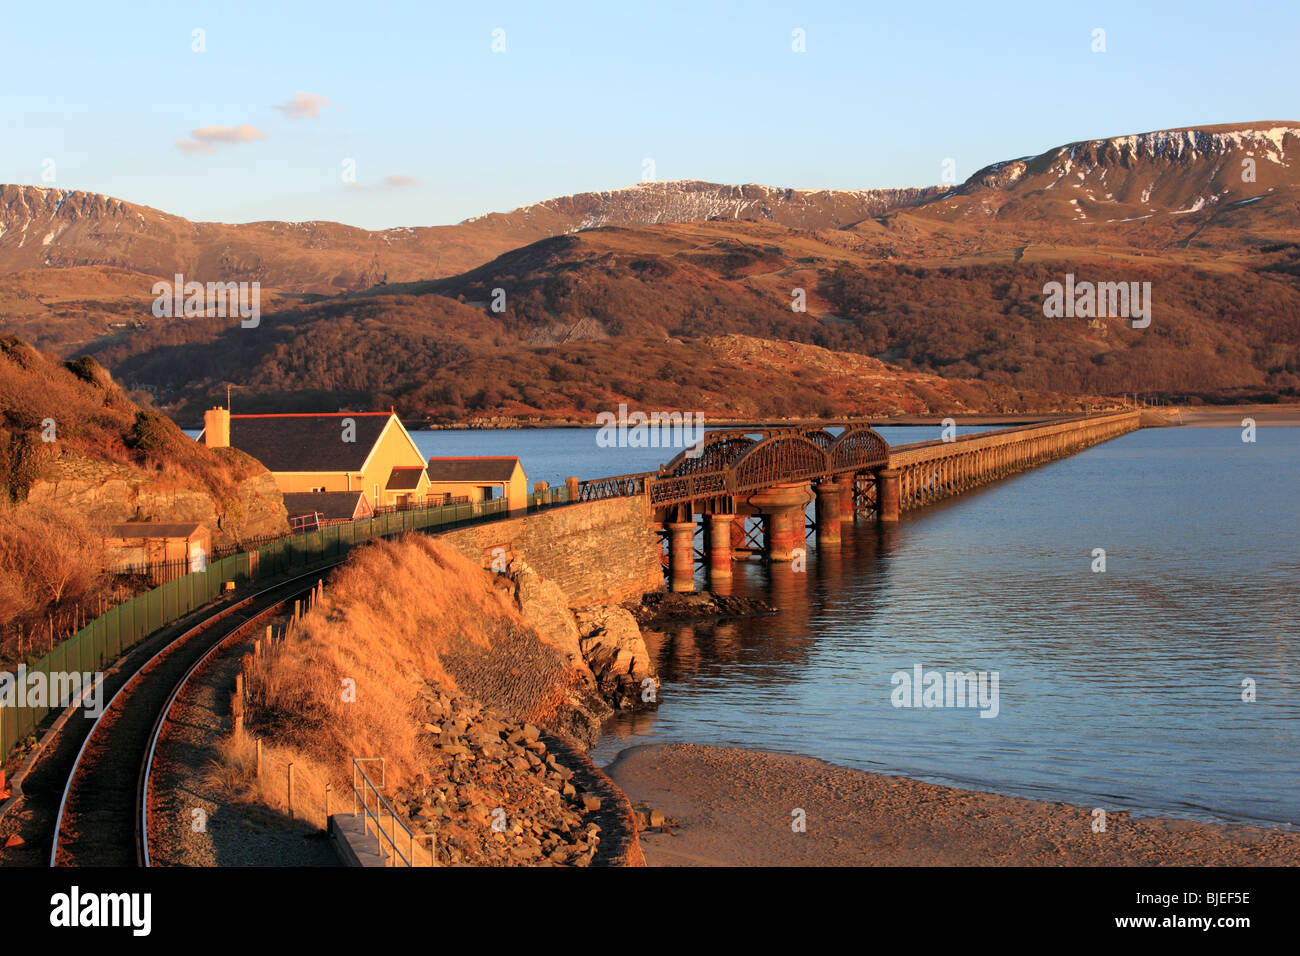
351 757 424 867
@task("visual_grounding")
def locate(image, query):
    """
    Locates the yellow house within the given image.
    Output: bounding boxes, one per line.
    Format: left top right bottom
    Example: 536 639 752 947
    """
425 457 528 514
201 407 430 512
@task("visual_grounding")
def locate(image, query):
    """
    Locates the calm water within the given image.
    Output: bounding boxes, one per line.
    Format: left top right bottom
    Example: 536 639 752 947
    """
411 425 1298 828
200 422 1296 826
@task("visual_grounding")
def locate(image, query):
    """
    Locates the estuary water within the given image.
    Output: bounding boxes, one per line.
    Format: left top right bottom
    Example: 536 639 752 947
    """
423 425 1298 826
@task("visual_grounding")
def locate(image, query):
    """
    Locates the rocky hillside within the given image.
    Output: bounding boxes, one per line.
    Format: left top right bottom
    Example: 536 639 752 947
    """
908 123 1300 250
463 180 943 233
0 338 288 661
78 197 1300 420
3 122 1298 417
90 210 1287 420
0 180 939 297
229 535 653 865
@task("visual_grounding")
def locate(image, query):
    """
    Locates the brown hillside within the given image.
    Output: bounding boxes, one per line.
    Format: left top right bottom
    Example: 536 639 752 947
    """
0 180 938 295
4 123 1298 417
84 208 1300 419
0 339 287 661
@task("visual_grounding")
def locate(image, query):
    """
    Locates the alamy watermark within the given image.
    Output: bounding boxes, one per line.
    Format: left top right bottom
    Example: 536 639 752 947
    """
50 886 150 936
890 664 1000 718
596 404 705 458
151 274 260 327
1042 273 1150 328
1 667 105 717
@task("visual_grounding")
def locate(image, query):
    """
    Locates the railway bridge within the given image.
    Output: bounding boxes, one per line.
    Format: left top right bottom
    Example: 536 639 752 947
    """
574 410 1141 591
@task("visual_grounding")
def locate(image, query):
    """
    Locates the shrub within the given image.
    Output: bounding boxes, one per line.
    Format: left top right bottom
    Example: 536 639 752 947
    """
125 410 172 451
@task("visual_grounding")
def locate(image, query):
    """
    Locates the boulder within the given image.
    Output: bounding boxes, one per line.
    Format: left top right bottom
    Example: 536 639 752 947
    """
574 605 658 709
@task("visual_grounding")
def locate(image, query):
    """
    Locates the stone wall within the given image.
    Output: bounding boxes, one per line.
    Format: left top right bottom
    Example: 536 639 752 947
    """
439 497 664 607
28 466 289 548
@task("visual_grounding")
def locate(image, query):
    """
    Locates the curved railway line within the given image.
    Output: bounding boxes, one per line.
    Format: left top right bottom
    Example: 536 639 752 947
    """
48 567 336 867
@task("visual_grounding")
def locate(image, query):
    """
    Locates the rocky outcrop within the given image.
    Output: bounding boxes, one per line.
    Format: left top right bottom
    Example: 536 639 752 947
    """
507 557 659 715
575 605 658 711
628 589 778 627
27 458 288 548
230 535 650 866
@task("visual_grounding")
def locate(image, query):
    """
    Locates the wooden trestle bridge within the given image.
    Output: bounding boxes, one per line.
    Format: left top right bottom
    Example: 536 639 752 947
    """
572 410 1141 591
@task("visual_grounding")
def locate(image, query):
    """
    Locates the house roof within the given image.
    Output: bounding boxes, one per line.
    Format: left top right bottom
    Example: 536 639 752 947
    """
104 522 207 540
282 491 370 521
386 466 427 490
228 412 394 473
425 456 521 483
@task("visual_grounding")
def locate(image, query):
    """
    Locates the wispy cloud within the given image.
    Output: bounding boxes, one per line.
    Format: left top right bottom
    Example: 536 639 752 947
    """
176 123 267 154
273 92 337 120
345 174 421 191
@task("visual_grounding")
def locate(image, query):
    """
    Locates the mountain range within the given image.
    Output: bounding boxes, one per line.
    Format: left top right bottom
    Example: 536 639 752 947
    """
1 122 1297 422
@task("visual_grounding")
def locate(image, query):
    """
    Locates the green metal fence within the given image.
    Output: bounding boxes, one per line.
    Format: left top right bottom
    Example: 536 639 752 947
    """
0 493 536 764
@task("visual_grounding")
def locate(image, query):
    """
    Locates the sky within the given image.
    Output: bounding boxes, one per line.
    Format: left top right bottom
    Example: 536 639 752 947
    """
2 0 1296 230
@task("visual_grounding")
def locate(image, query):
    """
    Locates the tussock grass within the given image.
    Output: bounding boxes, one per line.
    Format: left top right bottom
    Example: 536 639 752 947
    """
232 535 582 823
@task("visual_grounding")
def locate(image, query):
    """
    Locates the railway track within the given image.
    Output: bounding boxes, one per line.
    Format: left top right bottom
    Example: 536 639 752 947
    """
49 567 336 867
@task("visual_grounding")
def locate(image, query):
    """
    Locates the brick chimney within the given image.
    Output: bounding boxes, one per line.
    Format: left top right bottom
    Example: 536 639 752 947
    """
203 406 230 448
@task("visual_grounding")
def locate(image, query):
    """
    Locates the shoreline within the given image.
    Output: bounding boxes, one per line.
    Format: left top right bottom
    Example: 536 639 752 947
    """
1158 403 1300 427
178 404 1300 433
401 404 1300 431
605 743 1300 866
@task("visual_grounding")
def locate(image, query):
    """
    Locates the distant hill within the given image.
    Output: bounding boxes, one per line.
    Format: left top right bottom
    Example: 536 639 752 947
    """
2 122 1298 419
0 179 940 293
930 123 1299 227
0 179 941 357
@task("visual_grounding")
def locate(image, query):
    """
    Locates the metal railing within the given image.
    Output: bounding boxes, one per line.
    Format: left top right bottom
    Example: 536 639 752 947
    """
577 472 655 502
351 758 424 867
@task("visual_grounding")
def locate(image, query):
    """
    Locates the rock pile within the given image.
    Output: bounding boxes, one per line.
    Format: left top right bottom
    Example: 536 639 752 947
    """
392 688 606 866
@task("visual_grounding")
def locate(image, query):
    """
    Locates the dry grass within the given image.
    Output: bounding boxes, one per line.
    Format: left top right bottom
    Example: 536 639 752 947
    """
0 337 280 664
0 500 108 664
233 535 585 817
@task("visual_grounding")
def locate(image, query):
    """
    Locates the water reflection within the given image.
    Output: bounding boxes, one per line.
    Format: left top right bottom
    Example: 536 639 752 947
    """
594 428 1300 828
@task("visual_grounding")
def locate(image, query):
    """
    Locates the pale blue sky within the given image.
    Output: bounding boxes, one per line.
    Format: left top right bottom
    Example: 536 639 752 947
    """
2 0 1294 229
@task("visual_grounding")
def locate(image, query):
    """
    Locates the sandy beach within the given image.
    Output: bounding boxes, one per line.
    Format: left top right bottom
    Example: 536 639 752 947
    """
1157 403 1300 427
606 743 1300 867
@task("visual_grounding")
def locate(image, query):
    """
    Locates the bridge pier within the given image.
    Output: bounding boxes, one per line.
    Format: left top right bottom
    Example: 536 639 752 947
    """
764 511 800 563
875 468 901 523
707 512 735 581
838 482 856 525
749 483 812 565
666 521 697 592
814 481 842 548
629 413 1141 587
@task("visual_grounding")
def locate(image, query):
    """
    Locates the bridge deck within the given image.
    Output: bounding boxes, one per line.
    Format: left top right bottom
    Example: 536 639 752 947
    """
577 411 1141 518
